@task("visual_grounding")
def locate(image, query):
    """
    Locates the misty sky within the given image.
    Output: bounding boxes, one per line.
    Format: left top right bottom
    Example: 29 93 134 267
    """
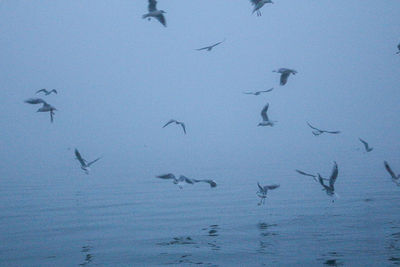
0 1 399 193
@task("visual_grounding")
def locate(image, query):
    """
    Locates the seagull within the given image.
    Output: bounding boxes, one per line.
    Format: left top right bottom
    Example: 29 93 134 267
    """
196 39 225 51
36 89 58 95
257 182 279 205
142 0 166 27
74 148 102 174
359 138 373 152
306 122 340 136
243 88 273 95
24 98 57 123
317 161 339 201
258 103 276 127
384 161 400 186
155 173 217 189
272 68 297 86
163 119 186 134
250 0 273 16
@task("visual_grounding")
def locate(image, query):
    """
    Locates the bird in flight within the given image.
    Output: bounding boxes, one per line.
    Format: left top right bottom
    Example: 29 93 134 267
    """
256 182 279 205
258 103 276 127
36 89 58 95
272 68 297 86
155 173 217 189
306 122 340 136
358 138 373 152
196 39 226 52
384 161 400 186
243 88 273 95
317 161 339 201
74 148 102 175
163 119 186 134
142 0 166 27
250 0 273 16
24 98 57 123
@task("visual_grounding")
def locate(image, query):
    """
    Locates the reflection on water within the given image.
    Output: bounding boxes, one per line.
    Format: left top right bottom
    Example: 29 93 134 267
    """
79 245 93 266
387 222 400 265
257 222 279 257
318 252 344 266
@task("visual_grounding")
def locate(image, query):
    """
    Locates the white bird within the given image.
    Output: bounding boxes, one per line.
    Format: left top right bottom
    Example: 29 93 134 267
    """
142 0 166 27
250 0 273 16
196 39 225 51
243 88 273 95
317 161 339 200
155 173 217 189
258 103 276 127
257 182 279 205
74 148 102 174
384 161 400 186
272 68 297 86
307 122 340 136
36 89 58 95
24 98 57 123
359 138 373 152
163 119 186 134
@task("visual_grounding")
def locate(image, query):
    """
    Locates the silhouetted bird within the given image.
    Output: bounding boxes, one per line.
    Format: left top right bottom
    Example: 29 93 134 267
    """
273 68 297 86
307 122 340 136
317 161 339 200
36 89 57 95
384 161 400 186
359 138 373 152
163 119 186 134
250 0 273 16
257 182 279 205
243 88 273 95
258 103 276 127
24 98 57 123
155 173 217 189
196 39 225 51
74 148 102 174
142 0 166 27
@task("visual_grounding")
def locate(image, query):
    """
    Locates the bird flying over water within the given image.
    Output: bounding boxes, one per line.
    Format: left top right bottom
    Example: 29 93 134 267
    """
306 122 340 136
196 39 225 51
155 173 217 189
24 98 57 123
36 89 58 95
250 0 273 16
142 0 166 27
243 88 273 95
317 161 339 200
359 138 373 152
257 182 279 205
384 161 400 186
74 148 102 174
272 68 297 86
163 119 186 134
258 103 276 127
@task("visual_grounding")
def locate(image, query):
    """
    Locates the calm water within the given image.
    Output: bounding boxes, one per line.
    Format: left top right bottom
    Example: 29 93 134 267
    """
1 163 400 267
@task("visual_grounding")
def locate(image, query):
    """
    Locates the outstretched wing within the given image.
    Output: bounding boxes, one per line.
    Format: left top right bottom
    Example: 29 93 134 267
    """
87 157 101 167
260 88 274 93
306 121 321 131
266 184 280 190
329 161 338 188
163 119 176 128
180 175 195 184
74 149 86 167
257 182 264 192
178 122 186 134
155 13 166 27
359 138 369 150
50 89 58 94
295 169 316 178
24 98 47 105
194 179 217 188
324 130 341 134
196 46 211 51
36 89 47 94
280 72 290 85
250 0 261 6
148 0 157 12
260 104 269 121
384 161 398 180
156 173 176 180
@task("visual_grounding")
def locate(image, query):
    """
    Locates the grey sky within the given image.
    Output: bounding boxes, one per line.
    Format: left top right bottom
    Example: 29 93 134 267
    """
0 0 399 193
